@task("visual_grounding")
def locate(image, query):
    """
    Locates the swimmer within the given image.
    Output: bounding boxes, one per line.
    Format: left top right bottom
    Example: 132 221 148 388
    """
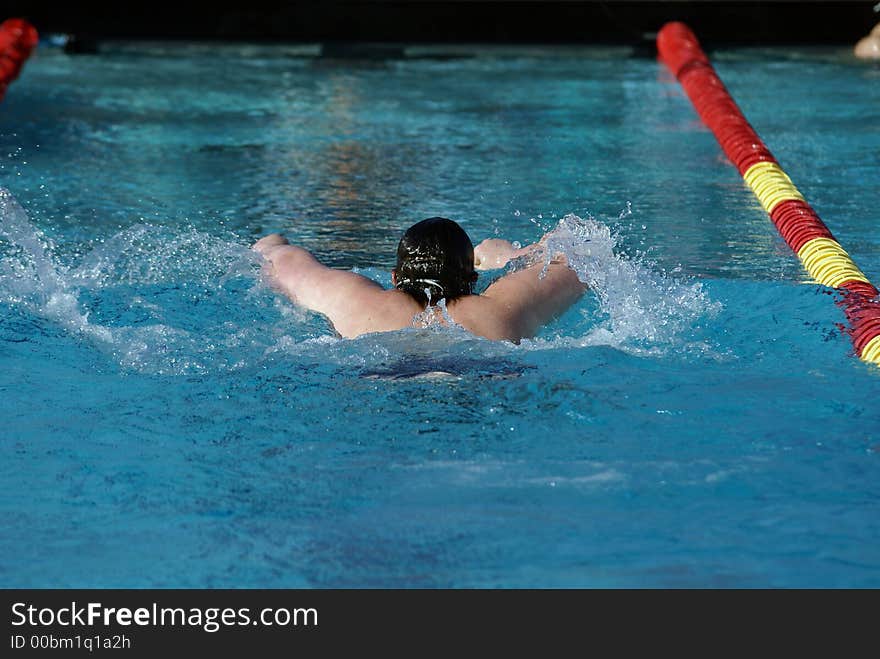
253 217 586 342
854 21 880 59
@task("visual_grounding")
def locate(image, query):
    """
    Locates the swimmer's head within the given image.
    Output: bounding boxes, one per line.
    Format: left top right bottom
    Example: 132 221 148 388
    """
392 217 477 306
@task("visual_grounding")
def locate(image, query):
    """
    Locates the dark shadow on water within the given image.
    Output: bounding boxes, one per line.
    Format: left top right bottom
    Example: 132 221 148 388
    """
360 354 528 380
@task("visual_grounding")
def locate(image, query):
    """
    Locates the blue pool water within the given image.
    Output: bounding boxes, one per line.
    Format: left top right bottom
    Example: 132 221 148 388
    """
1 42 879 587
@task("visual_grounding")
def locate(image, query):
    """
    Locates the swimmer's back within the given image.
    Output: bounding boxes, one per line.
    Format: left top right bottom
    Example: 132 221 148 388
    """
336 259 585 343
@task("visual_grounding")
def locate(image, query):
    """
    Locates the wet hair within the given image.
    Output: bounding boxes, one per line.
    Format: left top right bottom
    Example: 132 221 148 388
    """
394 217 476 307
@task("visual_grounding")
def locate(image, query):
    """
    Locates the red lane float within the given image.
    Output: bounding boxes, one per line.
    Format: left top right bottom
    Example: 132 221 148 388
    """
0 18 38 102
657 21 880 366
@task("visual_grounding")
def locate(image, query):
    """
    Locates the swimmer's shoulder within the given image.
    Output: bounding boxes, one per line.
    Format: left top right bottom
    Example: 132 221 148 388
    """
448 260 586 343
338 288 423 337
447 294 523 343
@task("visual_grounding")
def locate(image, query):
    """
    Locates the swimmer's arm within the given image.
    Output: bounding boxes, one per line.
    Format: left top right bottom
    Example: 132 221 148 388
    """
473 236 549 271
480 256 587 341
253 234 386 333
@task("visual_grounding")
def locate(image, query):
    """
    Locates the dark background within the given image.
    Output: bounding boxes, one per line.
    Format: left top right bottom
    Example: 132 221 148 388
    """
0 1 877 47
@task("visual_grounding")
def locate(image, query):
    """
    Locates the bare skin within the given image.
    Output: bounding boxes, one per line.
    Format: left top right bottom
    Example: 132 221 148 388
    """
253 232 586 343
855 22 880 59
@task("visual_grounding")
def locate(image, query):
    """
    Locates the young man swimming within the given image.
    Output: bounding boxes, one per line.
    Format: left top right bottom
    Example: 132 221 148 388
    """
253 217 586 343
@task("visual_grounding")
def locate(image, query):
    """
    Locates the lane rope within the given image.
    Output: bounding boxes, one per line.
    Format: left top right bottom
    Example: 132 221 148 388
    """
657 21 880 366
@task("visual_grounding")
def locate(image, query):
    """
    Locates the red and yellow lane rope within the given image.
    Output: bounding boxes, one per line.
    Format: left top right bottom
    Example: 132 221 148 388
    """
0 18 37 101
657 21 880 366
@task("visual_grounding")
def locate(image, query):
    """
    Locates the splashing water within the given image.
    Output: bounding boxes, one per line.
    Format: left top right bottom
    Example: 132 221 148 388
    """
522 213 721 353
0 188 113 343
0 187 273 374
410 296 462 332
1 187 719 375
68 222 258 288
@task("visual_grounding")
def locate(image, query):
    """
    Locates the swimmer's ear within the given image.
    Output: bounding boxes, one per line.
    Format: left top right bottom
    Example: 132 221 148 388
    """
391 269 398 286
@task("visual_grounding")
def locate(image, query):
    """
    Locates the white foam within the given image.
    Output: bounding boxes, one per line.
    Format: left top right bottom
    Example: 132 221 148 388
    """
0 188 113 343
517 213 722 355
0 188 265 375
68 222 259 288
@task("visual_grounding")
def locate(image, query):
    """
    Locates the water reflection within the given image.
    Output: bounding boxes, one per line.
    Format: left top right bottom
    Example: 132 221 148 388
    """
4 44 856 284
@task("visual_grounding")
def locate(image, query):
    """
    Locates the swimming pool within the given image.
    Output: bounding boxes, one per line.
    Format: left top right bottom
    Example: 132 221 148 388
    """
1 41 879 588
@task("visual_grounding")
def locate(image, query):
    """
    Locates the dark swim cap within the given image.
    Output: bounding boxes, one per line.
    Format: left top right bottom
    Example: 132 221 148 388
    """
395 217 475 306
